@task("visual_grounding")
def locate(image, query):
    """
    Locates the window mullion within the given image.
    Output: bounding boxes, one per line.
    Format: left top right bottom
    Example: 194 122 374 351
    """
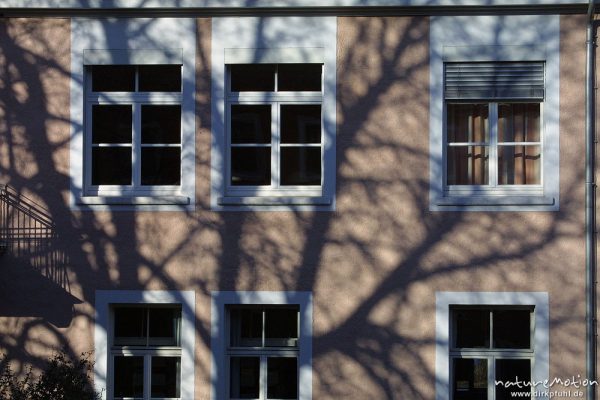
144 354 151 400
262 310 266 400
133 102 142 188
261 355 267 400
272 103 280 188
489 103 498 187
489 311 494 400
488 356 495 400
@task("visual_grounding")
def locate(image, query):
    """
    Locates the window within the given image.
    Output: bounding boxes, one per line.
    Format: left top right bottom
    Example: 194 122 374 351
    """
435 292 549 400
444 62 544 194
227 306 299 399
211 16 337 210
450 307 533 400
95 290 195 400
211 291 312 400
85 64 184 197
226 64 323 195
429 15 559 211
111 305 182 399
70 18 196 209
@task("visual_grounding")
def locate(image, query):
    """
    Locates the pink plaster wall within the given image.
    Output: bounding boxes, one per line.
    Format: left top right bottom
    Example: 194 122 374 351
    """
0 14 590 400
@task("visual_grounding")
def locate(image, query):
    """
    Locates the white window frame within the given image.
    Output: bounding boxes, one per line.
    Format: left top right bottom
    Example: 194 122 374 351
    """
449 306 535 399
211 291 313 400
435 292 549 400
211 17 336 211
445 101 544 193
84 66 183 198
70 18 196 210
95 290 195 400
429 15 559 211
225 67 324 199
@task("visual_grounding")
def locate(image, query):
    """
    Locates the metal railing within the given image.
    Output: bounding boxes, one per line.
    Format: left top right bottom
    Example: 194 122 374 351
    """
0 185 69 289
0 184 55 248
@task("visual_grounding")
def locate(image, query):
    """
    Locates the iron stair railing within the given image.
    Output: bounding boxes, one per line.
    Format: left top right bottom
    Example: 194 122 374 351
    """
0 184 56 256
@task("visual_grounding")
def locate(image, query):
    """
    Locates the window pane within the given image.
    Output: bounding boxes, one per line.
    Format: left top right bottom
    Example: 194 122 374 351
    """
498 103 540 143
92 147 131 185
281 105 321 144
265 308 298 347
278 64 322 92
113 307 147 345
452 358 487 400
141 147 181 186
447 104 489 143
114 356 144 398
139 65 181 92
267 357 298 399
495 359 531 400
231 147 271 186
231 105 271 144
141 105 181 144
447 146 489 185
454 309 490 348
281 147 321 186
230 308 263 347
151 357 181 398
92 65 135 92
149 307 181 346
498 145 541 185
493 310 531 349
231 64 276 92
230 357 260 399
92 105 132 144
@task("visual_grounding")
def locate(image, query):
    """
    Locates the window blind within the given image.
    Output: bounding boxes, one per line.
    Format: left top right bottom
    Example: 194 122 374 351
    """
444 62 544 100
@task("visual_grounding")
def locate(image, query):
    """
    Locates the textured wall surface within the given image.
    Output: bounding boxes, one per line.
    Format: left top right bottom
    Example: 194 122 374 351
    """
0 14 590 400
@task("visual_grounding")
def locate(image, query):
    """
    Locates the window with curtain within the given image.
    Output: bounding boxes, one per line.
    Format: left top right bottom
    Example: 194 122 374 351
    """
444 62 544 192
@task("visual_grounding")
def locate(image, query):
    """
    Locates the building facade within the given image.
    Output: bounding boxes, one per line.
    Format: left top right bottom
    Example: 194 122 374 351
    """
0 1 596 399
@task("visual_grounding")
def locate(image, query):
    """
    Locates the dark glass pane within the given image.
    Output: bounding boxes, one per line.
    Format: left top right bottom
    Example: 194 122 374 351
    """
151 357 181 398
498 103 540 143
141 147 180 185
493 310 531 349
447 104 489 143
92 147 131 185
278 64 322 92
231 105 271 144
230 308 263 347
447 146 489 185
230 357 260 399
231 147 271 186
92 105 132 144
139 65 181 92
265 308 298 347
114 307 147 345
149 307 181 346
281 105 321 144
141 105 181 144
267 357 297 399
452 358 487 400
281 147 321 186
498 145 541 185
231 64 276 92
114 356 144 398
454 309 490 348
92 65 135 92
495 359 531 400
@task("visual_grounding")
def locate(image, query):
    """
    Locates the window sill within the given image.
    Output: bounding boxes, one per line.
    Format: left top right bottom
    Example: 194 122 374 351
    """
435 195 555 207
77 195 190 206
218 196 332 206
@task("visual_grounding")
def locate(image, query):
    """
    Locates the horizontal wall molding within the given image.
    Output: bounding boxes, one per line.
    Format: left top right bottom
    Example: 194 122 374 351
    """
0 3 590 17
